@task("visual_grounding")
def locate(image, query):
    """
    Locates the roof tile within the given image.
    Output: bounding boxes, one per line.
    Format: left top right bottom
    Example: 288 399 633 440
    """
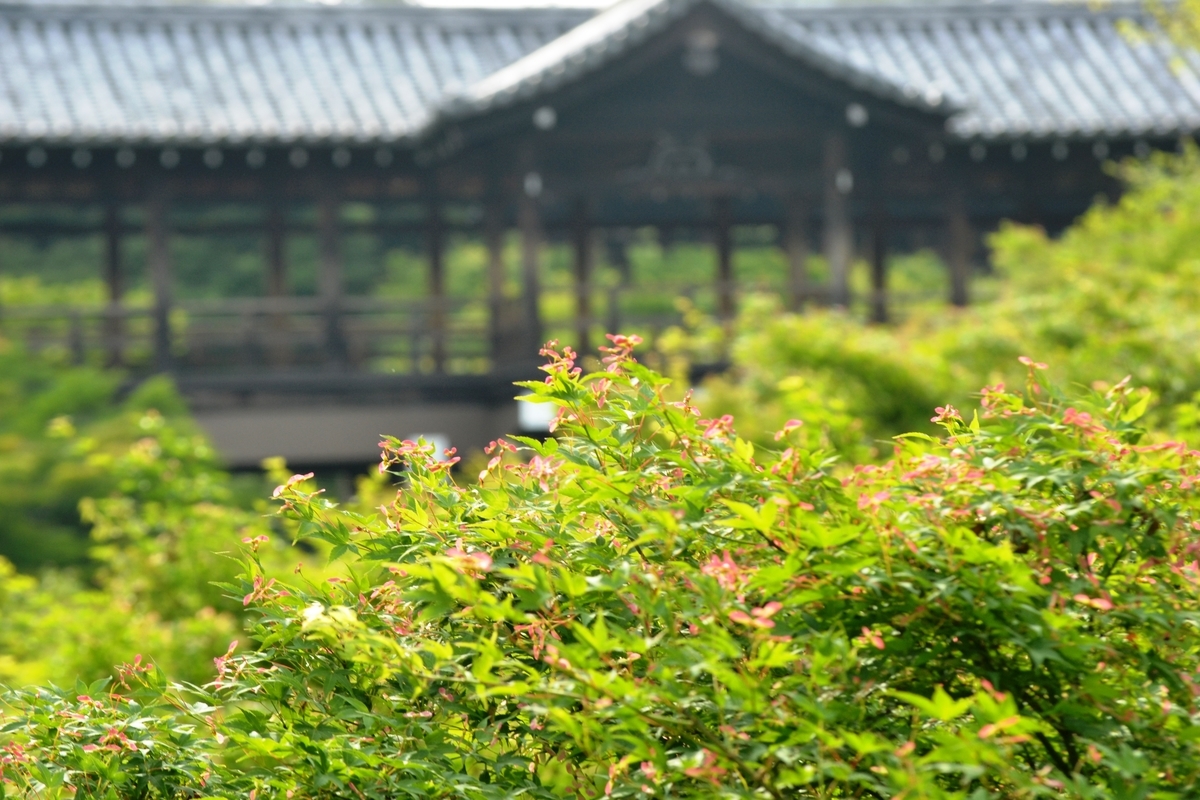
0 1 1194 145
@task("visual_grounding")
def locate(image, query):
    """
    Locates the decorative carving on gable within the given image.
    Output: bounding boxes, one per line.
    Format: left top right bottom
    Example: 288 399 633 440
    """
618 134 748 197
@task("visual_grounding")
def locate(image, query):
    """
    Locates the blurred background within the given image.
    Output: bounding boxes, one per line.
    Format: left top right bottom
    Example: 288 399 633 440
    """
5 0 1200 685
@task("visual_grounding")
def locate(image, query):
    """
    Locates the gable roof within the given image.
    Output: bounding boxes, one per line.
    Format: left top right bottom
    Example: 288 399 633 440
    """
434 0 952 124
0 0 1195 146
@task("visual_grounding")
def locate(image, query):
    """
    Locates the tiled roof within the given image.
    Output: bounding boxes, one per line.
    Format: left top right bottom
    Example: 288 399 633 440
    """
0 0 1196 146
771 2 1200 140
0 4 589 144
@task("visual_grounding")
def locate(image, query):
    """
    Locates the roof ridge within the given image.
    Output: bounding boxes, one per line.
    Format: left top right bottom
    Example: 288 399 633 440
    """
448 0 691 112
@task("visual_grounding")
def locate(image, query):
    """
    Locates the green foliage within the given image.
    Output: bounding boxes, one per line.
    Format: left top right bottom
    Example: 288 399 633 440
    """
0 341 319 686
0 403 276 687
0 340 214 570
0 342 126 568
0 557 238 689
6 105 1200 800
0 276 108 308
6 343 1200 798
1144 0 1200 52
695 146 1200 461
978 147 1200 407
698 298 946 459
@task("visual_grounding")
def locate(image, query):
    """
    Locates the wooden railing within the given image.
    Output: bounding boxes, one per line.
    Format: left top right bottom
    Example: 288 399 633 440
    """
0 282 966 377
0 286 692 376
0 297 507 375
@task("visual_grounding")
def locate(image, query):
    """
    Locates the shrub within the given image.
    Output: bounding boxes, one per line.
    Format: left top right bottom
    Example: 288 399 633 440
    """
0 343 123 568
4 341 1199 798
0 334 207 571
980 146 1200 407
688 146 1200 463
0 406 268 687
692 301 947 460
0 386 324 687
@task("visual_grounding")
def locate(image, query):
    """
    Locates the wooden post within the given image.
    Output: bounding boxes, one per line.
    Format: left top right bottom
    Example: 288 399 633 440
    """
571 199 594 354
145 190 172 371
604 230 630 336
103 204 124 366
607 285 621 338
317 191 345 366
519 192 543 356
427 195 446 373
607 229 632 287
784 197 809 311
266 205 286 297
657 225 675 258
68 311 84 365
822 132 853 308
263 204 290 367
869 214 889 324
714 197 735 321
485 200 507 368
947 188 972 307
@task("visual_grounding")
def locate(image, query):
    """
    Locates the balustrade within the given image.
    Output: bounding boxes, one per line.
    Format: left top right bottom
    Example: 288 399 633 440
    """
0 281 961 377
0 297 492 374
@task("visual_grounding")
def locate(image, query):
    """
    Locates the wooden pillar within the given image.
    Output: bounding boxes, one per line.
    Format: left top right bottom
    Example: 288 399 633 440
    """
317 191 345 366
822 132 853 308
605 230 630 337
103 204 124 366
947 188 972 307
571 199 594 354
784 198 809 312
261 204 292 368
657 225 675 257
427 195 446 373
519 191 543 355
266 205 286 297
485 200 507 367
145 191 172 371
714 197 735 321
869 214 889 324
607 229 632 287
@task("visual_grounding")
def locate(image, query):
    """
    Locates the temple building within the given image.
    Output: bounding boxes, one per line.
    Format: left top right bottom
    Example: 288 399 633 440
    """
1 0 1198 463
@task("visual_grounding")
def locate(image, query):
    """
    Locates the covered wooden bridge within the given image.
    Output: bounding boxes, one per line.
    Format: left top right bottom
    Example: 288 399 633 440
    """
1 0 1198 462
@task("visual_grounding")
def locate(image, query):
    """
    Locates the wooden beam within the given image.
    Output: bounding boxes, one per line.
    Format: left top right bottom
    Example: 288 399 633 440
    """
822 132 852 308
571 198 594 354
714 198 735 321
784 197 809 311
317 191 346 366
146 190 173 372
